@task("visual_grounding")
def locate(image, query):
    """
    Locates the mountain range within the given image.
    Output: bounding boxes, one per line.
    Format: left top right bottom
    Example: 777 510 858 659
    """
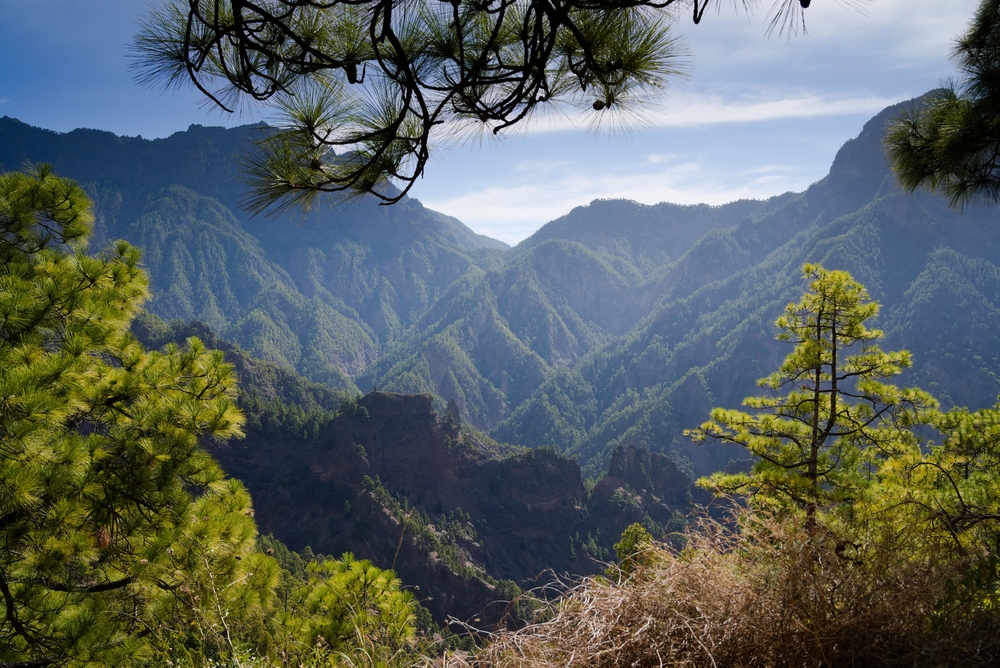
130 316 699 627
4 94 1000 483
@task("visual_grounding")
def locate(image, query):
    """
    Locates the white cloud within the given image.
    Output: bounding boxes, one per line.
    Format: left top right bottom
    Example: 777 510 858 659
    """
444 91 898 138
800 0 978 51
641 92 895 128
682 0 979 66
513 157 576 174
0 97 8 106
422 156 815 246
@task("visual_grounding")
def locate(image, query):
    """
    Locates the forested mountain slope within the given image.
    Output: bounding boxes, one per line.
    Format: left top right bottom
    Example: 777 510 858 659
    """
0 118 506 389
355 198 781 425
497 100 1000 477
6 93 1000 482
133 316 700 626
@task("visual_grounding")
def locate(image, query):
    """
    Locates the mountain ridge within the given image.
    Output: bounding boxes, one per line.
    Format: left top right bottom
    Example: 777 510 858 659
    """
0 116 508 390
7 94 1000 481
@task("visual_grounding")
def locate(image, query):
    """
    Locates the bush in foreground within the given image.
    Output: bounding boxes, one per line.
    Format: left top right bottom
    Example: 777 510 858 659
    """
460 266 1000 667
464 508 1000 667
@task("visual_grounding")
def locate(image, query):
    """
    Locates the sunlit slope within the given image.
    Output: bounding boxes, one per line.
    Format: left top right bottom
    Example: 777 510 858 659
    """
496 99 1000 477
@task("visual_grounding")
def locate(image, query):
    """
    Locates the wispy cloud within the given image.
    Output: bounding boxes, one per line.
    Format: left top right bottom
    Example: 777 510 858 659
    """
679 0 979 69
0 97 8 106
498 92 899 136
796 0 978 57
649 93 896 127
422 156 815 245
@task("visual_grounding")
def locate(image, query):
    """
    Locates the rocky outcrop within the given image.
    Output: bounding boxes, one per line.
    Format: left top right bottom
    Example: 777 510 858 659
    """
589 444 711 544
210 392 699 627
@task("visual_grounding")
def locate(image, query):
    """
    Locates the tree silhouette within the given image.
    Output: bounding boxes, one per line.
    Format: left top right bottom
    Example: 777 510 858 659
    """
133 0 819 211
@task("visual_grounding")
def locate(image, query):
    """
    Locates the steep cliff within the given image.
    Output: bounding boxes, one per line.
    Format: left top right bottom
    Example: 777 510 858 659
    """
206 390 701 626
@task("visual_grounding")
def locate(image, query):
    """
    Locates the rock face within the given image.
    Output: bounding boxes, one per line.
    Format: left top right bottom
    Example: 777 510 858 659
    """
209 391 701 626
587 444 712 552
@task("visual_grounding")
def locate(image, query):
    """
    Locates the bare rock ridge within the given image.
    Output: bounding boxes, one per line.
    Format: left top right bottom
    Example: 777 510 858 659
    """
209 390 704 625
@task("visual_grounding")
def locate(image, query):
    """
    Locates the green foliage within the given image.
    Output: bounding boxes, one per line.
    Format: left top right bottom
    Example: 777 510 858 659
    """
0 167 419 668
688 265 937 520
339 394 371 421
241 392 337 442
127 186 369 391
682 265 1000 659
871 403 1000 570
884 248 1000 408
612 523 654 574
0 166 260 665
132 312 353 441
887 0 1000 206
144 481 282 663
494 368 598 455
280 554 415 660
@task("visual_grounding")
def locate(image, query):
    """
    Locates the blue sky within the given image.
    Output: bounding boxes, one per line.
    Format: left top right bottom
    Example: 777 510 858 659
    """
0 0 982 244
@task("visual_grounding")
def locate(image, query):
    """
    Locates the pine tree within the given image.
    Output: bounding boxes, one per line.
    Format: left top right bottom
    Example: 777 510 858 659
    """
132 0 820 210
886 0 1000 207
0 166 269 666
0 166 421 667
687 264 937 523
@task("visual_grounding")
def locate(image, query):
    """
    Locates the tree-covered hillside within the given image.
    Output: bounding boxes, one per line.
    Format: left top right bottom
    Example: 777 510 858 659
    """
129 314 701 627
497 100 1000 477
355 199 782 427
0 118 506 391
6 93 1000 481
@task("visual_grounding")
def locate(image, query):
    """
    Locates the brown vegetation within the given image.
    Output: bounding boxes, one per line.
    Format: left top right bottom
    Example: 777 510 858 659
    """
452 511 1000 668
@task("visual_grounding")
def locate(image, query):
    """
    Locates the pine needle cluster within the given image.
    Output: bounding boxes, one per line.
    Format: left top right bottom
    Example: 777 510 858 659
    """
131 0 817 210
0 167 419 667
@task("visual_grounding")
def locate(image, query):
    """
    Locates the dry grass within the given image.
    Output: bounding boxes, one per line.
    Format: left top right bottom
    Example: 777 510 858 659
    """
453 513 1000 668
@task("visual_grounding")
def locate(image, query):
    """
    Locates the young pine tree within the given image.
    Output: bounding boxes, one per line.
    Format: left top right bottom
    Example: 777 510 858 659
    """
687 264 937 524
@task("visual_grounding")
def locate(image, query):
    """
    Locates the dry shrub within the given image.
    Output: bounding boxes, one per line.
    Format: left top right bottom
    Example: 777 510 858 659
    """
461 512 1000 668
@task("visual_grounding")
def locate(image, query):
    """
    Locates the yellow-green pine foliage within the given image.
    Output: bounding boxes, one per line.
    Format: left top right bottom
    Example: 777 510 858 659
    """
267 553 416 666
687 264 937 522
611 523 655 576
0 166 420 667
0 166 272 665
872 403 1000 587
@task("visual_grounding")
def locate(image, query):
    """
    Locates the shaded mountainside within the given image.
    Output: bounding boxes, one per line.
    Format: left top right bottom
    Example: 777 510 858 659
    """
10 92 1000 481
0 117 506 391
363 98 1000 474
226 390 700 626
134 315 700 626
